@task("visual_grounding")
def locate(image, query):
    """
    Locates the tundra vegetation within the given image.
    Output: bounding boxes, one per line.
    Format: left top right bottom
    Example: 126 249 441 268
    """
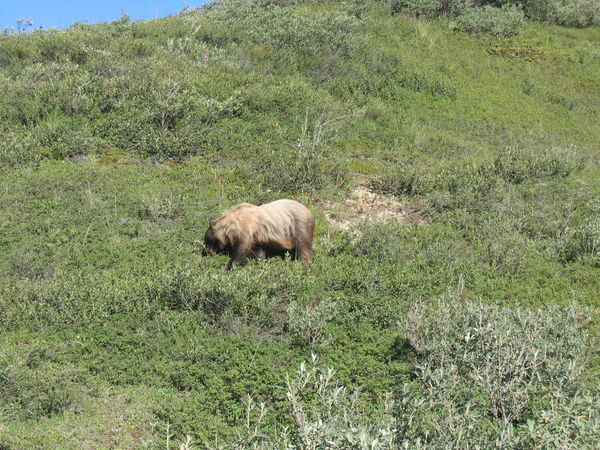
0 0 599 447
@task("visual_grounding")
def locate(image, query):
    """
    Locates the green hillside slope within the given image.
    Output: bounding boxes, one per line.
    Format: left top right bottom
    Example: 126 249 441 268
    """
1 0 598 447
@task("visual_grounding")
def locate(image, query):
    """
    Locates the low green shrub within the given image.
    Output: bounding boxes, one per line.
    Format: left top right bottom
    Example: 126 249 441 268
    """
525 0 600 27
370 162 498 197
391 0 526 36
210 0 358 61
352 221 414 262
552 0 600 27
259 140 346 193
137 193 184 221
32 116 97 160
153 268 281 327
0 357 80 421
391 0 447 19
371 147 583 200
333 62 457 101
476 216 536 276
491 146 584 184
286 299 337 350
393 66 458 99
224 355 397 449
8 263 295 332
370 166 425 196
258 108 353 192
391 0 599 29
558 209 600 267
0 127 39 168
452 4 526 37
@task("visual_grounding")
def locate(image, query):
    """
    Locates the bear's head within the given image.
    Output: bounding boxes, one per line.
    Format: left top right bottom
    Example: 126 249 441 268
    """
203 224 219 256
203 221 229 256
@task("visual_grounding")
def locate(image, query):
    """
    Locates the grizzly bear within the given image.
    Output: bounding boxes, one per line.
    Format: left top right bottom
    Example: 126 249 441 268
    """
203 199 314 270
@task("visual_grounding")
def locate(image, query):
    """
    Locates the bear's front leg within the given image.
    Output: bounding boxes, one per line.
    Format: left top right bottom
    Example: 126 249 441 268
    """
226 238 250 271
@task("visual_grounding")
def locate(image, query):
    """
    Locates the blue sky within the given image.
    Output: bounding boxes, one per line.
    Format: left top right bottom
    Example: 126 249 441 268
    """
1 1 209 31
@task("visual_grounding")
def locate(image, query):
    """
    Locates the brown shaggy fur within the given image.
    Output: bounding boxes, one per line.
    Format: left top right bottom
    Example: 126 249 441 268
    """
204 199 314 270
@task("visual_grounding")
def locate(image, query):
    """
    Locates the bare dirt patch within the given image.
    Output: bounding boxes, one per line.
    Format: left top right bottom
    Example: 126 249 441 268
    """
320 185 423 231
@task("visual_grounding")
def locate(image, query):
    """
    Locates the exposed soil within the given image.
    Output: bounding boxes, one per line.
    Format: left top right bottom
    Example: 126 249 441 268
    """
320 184 423 231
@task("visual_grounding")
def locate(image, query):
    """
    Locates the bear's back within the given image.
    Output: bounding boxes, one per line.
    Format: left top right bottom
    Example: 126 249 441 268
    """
256 199 312 238
259 199 311 217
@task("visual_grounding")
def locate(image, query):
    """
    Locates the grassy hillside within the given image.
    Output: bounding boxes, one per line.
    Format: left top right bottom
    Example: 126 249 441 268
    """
1 0 599 447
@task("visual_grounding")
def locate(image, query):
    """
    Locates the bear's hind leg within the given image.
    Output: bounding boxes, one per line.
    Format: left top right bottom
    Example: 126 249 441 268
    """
253 247 267 260
296 220 314 263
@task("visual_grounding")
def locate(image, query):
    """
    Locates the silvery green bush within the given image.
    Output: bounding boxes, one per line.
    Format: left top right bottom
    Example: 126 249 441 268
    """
391 0 599 31
524 0 600 27
398 286 598 447
451 4 525 37
209 0 358 58
287 299 337 350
